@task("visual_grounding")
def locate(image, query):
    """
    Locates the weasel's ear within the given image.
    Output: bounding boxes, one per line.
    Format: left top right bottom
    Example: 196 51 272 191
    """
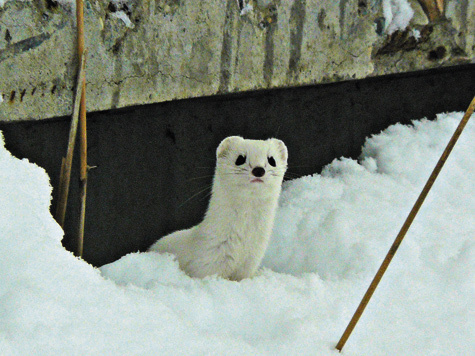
217 136 244 159
270 138 288 163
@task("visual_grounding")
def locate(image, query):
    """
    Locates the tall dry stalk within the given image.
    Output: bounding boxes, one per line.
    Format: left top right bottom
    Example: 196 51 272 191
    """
77 0 87 258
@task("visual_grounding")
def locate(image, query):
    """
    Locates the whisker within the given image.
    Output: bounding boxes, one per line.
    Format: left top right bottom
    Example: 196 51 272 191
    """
199 190 213 202
288 165 314 169
187 175 215 181
178 185 213 209
284 172 303 177
224 169 249 175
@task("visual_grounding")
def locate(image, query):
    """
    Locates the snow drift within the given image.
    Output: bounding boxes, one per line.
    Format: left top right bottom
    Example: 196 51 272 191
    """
1 112 473 355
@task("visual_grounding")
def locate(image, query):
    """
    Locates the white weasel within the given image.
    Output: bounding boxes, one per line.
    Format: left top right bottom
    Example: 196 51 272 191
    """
149 136 288 281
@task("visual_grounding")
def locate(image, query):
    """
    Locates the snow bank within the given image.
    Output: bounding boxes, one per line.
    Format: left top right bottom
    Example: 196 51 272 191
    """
1 112 473 355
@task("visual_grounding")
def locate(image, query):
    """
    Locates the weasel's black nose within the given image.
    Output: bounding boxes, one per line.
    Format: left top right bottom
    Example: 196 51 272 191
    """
252 167 265 177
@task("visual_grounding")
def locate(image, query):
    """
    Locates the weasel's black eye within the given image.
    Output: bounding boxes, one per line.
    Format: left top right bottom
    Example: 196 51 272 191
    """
235 155 246 166
268 156 276 167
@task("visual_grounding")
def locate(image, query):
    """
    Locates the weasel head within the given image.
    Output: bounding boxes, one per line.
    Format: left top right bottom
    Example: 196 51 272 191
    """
215 136 288 197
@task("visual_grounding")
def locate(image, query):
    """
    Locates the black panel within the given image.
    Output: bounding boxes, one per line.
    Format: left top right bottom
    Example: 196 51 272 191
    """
1 64 474 266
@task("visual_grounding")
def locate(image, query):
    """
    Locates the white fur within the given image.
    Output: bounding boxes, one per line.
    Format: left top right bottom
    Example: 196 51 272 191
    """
149 136 288 281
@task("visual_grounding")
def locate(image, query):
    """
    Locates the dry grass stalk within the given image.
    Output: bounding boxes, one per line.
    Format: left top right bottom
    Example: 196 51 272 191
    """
76 0 87 258
55 52 87 228
417 0 445 21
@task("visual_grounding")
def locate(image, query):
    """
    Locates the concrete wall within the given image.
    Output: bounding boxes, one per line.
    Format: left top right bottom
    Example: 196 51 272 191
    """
1 64 474 266
1 0 474 121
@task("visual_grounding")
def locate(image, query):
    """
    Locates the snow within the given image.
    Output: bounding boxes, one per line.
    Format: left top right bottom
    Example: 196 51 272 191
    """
0 0 10 7
111 10 135 29
1 111 474 355
383 0 414 34
240 2 254 17
411 28 421 41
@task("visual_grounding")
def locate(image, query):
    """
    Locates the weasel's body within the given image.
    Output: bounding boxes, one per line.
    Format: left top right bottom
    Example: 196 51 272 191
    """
149 136 288 281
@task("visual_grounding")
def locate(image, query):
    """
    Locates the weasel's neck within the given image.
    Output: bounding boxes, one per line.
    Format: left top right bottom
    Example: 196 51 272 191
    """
202 178 279 226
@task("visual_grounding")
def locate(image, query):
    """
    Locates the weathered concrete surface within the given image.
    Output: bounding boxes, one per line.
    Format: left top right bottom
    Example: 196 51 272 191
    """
0 0 474 121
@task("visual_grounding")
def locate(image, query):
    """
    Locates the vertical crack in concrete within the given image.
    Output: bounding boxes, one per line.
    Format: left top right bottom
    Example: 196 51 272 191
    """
287 0 306 82
111 49 123 109
458 0 469 51
218 0 236 94
233 18 244 70
108 0 138 109
263 22 277 87
339 0 350 39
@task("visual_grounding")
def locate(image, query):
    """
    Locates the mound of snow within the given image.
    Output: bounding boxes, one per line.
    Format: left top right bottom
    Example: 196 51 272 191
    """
1 112 473 355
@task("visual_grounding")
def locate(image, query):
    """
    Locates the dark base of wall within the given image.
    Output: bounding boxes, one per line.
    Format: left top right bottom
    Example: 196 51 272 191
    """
1 64 474 266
